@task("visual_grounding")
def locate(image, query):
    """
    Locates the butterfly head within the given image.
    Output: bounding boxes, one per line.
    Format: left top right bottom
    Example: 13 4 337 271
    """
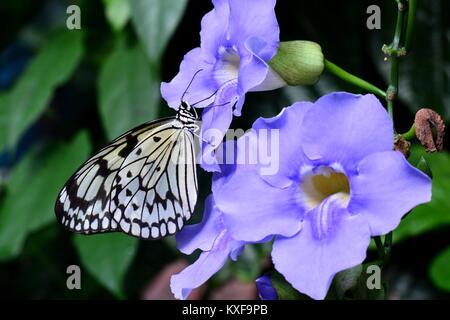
176 101 199 132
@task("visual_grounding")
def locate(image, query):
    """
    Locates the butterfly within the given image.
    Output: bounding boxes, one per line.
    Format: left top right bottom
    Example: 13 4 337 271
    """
55 100 201 240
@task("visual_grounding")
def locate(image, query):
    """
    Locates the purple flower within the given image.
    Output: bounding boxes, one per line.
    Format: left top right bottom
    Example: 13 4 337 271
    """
256 275 278 300
170 194 247 300
213 92 432 299
161 0 283 172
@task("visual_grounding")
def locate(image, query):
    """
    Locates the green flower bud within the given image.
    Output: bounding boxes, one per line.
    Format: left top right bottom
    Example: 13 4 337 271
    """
268 41 324 86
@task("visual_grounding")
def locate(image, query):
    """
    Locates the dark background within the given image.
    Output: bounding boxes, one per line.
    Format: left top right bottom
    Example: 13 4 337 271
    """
0 0 449 299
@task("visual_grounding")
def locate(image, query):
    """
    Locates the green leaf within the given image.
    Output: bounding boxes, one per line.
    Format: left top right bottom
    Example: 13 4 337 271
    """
0 93 8 145
130 0 188 65
332 264 363 299
393 146 450 243
0 30 84 150
0 132 91 260
73 232 138 297
102 0 131 32
98 41 160 140
429 245 450 292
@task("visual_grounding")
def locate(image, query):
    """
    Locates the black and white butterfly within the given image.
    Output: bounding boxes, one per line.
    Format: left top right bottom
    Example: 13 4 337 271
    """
55 100 201 240
54 67 236 240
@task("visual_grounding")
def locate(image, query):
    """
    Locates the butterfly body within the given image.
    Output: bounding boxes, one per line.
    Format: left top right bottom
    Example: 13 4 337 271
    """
55 102 199 240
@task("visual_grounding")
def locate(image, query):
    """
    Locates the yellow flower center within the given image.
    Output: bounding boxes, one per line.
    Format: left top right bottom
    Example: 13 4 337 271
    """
301 166 350 210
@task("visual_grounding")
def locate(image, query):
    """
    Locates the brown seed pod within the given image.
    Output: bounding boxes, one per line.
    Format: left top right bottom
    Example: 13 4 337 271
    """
414 108 445 152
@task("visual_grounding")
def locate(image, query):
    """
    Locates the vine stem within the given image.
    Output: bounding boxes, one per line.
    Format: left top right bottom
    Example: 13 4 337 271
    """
323 1 417 122
324 59 386 99
382 0 414 269
404 0 417 53
374 236 386 265
401 124 416 140
385 1 406 123
387 100 394 120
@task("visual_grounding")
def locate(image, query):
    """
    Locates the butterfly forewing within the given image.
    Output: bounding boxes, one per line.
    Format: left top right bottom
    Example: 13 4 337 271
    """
55 116 199 240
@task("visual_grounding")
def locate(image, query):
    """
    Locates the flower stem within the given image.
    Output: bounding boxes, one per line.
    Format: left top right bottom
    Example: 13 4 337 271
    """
324 59 386 99
404 0 418 53
385 1 406 123
401 124 416 140
374 234 393 268
387 100 394 120
383 232 393 265
392 2 405 49
374 236 386 264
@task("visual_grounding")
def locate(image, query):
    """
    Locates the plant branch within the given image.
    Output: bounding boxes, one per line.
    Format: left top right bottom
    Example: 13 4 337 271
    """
383 232 393 265
404 0 418 53
374 234 393 268
384 0 407 126
374 236 386 263
401 123 416 140
324 59 386 99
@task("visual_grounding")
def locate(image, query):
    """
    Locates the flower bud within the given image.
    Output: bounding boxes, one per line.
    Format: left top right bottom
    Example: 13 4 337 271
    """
268 41 324 86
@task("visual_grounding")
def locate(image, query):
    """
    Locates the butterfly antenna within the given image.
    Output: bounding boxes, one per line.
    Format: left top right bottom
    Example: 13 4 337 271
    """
191 77 241 107
191 87 221 107
207 101 232 108
181 69 204 103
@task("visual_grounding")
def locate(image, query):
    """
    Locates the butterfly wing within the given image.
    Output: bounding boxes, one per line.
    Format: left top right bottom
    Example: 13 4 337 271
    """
55 117 198 240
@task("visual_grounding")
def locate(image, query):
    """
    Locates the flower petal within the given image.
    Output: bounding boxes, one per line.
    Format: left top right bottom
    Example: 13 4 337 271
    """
213 160 303 242
272 208 371 300
249 65 287 92
171 230 244 300
256 275 278 300
200 103 234 172
160 48 216 109
236 43 270 96
348 150 432 236
252 101 314 188
300 93 393 172
200 0 230 64
175 195 224 254
228 0 279 62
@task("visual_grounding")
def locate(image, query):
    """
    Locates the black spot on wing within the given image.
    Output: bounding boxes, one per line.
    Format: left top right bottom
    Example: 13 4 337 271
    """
96 159 111 177
118 134 138 157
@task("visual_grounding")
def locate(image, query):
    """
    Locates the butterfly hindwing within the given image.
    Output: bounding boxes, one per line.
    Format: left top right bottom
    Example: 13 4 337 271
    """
55 117 198 240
